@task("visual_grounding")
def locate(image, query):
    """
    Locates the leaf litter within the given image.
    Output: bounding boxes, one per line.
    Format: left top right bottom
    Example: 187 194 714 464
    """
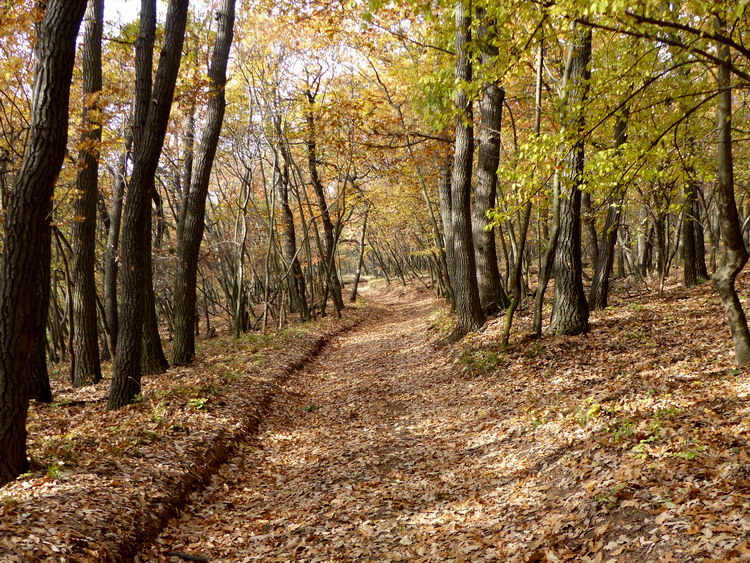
142 279 750 562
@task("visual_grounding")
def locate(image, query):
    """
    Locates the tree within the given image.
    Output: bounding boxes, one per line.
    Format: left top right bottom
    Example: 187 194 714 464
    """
71 0 104 387
472 8 510 314
0 0 87 485
449 0 485 338
172 0 236 365
548 23 591 336
108 0 189 409
712 13 750 366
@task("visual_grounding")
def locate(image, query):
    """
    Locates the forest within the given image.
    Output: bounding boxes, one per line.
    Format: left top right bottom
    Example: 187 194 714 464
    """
3 0 750 560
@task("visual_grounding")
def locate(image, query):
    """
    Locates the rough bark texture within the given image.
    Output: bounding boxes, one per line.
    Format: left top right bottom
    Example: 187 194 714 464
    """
549 24 591 336
589 110 628 310
449 1 485 338
108 0 189 410
172 0 236 365
712 20 750 366
0 0 86 485
71 0 104 387
472 10 509 313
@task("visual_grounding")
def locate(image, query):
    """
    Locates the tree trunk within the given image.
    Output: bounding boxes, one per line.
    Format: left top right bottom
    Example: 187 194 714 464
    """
350 208 369 302
712 16 750 366
682 178 698 288
472 8 509 314
0 0 86 485
694 184 709 279
549 24 591 336
172 0 235 365
589 109 628 310
305 89 344 313
31 200 53 403
437 156 455 305
276 132 309 320
108 0 188 410
72 0 103 387
450 0 485 338
141 205 169 375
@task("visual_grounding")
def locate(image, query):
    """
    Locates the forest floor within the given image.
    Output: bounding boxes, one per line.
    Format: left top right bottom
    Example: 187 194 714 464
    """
4 276 750 562
138 277 750 562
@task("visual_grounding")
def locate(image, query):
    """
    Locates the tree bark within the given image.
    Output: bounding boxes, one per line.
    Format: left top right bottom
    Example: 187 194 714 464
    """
712 16 750 366
172 0 236 365
549 24 591 336
0 0 86 485
450 1 485 338
108 0 189 410
71 0 104 387
31 199 53 403
472 8 509 314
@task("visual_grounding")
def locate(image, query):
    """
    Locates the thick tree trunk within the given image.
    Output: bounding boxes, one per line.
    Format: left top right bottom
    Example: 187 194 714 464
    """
472 9 509 314
172 0 235 365
108 0 188 410
549 24 591 336
450 1 485 338
712 18 750 366
0 0 86 485
71 0 103 387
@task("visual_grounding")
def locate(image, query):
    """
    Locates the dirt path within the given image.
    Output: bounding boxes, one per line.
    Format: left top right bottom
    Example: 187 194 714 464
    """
142 288 519 561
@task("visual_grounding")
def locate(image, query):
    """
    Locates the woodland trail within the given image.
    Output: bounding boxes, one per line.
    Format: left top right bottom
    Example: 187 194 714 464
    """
142 286 523 561
139 282 750 562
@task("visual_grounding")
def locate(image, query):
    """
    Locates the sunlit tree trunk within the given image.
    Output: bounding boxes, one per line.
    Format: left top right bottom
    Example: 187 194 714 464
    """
450 0 485 338
472 8 509 314
549 24 591 336
712 15 750 366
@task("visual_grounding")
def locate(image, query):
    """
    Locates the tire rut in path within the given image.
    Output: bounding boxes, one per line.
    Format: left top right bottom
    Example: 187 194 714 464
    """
143 291 510 561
